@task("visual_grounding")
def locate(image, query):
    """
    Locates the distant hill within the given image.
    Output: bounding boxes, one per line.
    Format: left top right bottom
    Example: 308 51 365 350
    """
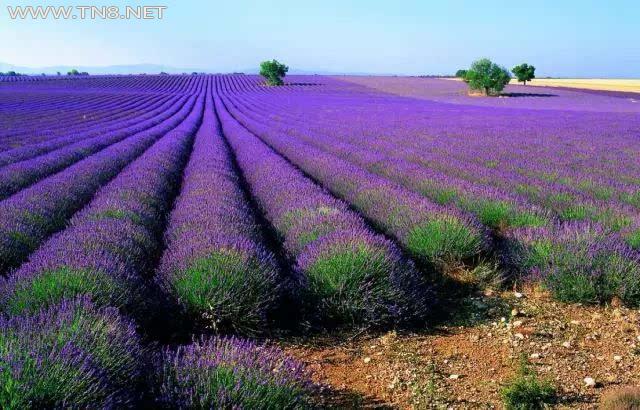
0 62 404 76
0 62 202 75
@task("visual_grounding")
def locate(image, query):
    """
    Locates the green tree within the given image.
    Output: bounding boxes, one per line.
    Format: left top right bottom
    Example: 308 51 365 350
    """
259 59 289 86
67 69 80 76
465 58 511 96
512 63 536 85
455 69 467 78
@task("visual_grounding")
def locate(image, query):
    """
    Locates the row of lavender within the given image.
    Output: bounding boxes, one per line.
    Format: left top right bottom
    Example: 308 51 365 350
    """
0 75 204 407
217 74 640 307
0 75 201 145
0 76 201 153
0 77 312 408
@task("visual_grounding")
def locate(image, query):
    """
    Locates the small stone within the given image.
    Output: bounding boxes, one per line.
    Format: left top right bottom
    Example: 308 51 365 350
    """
511 309 519 317
387 376 399 390
514 333 525 340
570 320 580 325
363 357 371 364
562 341 571 348
514 292 524 298
501 317 506 322
513 320 523 328
614 355 622 362
449 374 460 380
530 353 540 359
584 377 596 387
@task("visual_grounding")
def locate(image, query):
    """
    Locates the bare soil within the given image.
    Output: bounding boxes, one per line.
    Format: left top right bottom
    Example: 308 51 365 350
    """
279 290 640 408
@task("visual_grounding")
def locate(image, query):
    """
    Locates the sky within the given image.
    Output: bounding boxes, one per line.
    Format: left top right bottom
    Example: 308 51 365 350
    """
0 0 638 77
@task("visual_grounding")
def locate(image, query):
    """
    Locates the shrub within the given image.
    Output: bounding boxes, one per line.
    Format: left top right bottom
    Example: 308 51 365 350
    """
501 355 556 409
405 216 484 266
455 69 468 80
507 223 640 306
600 387 640 410
465 58 511 96
297 231 402 325
166 245 280 335
260 59 288 86
156 337 311 409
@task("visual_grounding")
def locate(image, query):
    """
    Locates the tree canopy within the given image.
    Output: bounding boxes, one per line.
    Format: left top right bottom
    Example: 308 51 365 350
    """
259 59 288 86
512 63 536 85
455 69 468 79
67 69 89 76
465 58 511 96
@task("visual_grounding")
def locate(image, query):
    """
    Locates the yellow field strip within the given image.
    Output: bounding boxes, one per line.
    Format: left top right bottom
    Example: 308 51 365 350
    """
509 78 640 93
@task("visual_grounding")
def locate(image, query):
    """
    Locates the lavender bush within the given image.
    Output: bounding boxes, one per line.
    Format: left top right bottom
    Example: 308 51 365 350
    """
0 297 143 408
156 337 310 409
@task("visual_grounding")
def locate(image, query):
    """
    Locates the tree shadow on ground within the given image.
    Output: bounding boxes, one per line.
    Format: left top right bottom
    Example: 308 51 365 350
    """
500 92 558 98
285 82 322 86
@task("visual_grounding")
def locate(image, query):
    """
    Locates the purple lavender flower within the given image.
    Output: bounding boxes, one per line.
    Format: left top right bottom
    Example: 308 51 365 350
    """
156 336 311 409
215 91 431 326
0 297 143 408
158 86 280 335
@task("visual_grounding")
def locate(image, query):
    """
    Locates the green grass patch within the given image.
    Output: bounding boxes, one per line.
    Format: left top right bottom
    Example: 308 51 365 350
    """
278 206 339 233
173 249 276 333
558 204 594 221
305 242 392 324
501 355 556 410
419 184 458 205
464 200 546 230
626 230 640 250
594 209 632 232
621 192 640 209
406 217 482 265
3 267 121 315
88 209 144 225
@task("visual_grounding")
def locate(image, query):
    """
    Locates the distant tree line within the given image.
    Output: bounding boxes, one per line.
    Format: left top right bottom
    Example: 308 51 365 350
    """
0 71 24 76
67 69 89 76
455 59 536 96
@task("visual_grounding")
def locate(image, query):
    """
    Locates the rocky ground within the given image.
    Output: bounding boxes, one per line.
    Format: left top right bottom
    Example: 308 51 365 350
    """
280 289 639 408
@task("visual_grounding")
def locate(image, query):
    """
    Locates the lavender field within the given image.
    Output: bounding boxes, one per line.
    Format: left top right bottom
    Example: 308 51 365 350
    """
1 74 639 407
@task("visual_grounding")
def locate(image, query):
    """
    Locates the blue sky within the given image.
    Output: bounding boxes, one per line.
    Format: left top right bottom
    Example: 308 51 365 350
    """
1 0 638 76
